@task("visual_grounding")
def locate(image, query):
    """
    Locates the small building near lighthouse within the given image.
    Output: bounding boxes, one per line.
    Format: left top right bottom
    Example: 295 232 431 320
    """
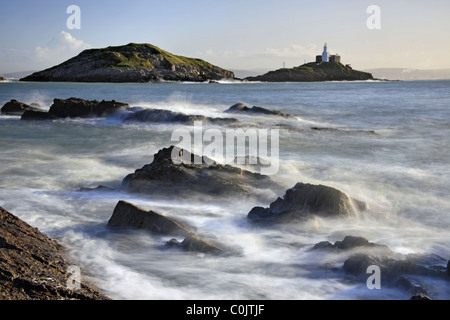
316 43 341 63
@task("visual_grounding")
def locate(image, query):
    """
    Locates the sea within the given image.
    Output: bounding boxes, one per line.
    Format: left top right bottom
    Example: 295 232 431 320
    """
0 79 449 300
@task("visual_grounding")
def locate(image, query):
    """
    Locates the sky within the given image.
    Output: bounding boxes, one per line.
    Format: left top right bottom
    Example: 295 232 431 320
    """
1 0 450 74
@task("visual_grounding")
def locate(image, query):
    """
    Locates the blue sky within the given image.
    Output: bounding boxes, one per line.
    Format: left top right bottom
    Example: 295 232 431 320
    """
1 0 450 73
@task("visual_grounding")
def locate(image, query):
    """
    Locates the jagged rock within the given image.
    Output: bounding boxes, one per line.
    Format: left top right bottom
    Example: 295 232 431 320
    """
21 43 235 83
20 97 129 120
397 276 430 297
0 206 109 300
342 253 448 280
49 98 128 118
121 146 284 200
1 99 43 116
247 182 367 224
123 107 239 125
312 236 392 255
108 201 225 255
166 235 223 255
225 103 295 118
107 200 195 237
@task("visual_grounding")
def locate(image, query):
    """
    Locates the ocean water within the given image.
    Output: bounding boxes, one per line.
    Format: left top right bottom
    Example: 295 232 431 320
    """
0 80 449 300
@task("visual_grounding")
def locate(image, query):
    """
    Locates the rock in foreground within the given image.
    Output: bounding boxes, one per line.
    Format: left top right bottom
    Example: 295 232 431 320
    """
108 200 195 237
122 146 284 200
108 201 224 254
248 182 367 224
0 206 109 300
20 43 235 83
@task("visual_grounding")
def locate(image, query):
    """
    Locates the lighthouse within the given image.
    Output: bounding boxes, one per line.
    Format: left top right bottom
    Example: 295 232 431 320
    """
321 43 329 63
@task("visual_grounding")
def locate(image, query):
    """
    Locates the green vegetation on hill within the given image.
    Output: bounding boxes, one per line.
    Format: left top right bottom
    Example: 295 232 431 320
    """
20 42 235 82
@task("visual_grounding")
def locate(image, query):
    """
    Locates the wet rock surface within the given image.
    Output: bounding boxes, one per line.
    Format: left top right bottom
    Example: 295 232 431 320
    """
108 201 225 255
122 107 239 125
225 103 295 118
0 206 109 300
108 200 195 237
1 99 43 116
312 235 449 299
248 182 367 224
121 146 285 200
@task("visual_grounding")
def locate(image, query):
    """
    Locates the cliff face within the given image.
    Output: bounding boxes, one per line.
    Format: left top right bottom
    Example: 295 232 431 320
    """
21 43 235 83
245 62 374 82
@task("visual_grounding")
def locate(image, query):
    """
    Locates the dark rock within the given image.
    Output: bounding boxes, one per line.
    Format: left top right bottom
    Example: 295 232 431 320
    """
0 206 109 300
225 103 295 118
0 76 5 81
312 236 392 255
247 182 367 224
123 107 239 125
447 260 450 276
107 200 195 237
342 253 448 280
410 293 432 300
48 97 128 118
397 276 430 296
21 110 57 120
121 146 284 200
79 185 114 192
1 99 43 116
167 235 223 255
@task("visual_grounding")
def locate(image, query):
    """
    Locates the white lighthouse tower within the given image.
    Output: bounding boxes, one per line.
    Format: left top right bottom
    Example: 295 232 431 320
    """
321 43 329 62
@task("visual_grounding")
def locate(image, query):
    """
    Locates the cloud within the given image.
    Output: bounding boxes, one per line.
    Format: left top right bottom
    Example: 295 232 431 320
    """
261 43 319 59
196 43 321 70
34 31 91 67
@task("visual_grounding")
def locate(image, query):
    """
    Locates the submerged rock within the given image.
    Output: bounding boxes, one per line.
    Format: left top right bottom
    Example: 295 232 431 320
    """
21 110 57 120
342 252 448 281
247 182 367 224
108 201 225 255
121 146 284 200
0 206 109 300
1 99 43 116
312 236 392 255
166 235 223 255
108 200 194 237
123 107 239 125
225 103 295 119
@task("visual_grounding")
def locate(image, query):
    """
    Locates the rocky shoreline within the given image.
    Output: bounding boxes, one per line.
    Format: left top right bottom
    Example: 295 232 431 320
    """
0 206 109 300
1 96 448 300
